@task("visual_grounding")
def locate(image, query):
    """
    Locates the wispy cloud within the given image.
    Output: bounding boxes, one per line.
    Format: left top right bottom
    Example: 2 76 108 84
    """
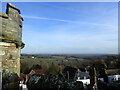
23 15 76 23
23 15 116 28
22 15 117 54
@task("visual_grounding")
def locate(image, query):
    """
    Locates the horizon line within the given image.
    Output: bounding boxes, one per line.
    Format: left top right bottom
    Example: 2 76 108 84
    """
21 53 118 55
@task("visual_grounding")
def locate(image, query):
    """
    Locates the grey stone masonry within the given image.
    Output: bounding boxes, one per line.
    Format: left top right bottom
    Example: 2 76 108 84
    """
0 3 25 76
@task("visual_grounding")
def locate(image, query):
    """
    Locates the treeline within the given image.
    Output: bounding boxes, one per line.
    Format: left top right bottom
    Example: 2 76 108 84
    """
20 55 119 76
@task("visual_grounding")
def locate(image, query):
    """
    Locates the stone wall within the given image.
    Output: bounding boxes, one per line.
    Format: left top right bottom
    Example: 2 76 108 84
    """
0 3 23 41
0 3 24 76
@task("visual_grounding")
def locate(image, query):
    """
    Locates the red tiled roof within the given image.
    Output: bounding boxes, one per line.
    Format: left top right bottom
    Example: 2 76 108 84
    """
19 69 44 80
34 70 44 75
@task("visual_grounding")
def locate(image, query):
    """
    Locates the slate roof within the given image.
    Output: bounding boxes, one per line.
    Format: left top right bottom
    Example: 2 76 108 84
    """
75 72 90 79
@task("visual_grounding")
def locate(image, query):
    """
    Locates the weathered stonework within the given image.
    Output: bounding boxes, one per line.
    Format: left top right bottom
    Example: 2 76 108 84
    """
0 3 24 76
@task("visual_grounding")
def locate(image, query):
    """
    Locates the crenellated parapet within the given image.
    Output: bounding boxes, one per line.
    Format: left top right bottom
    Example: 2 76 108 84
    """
0 3 25 76
0 3 24 48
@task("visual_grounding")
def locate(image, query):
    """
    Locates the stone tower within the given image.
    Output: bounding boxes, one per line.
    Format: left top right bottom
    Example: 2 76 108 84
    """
0 3 24 76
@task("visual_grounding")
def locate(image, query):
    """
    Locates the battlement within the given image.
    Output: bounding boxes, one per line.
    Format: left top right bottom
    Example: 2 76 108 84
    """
6 3 21 14
0 3 24 48
0 12 8 18
0 3 25 76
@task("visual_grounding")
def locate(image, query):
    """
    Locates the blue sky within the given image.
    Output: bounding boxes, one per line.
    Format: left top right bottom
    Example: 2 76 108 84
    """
2 2 118 54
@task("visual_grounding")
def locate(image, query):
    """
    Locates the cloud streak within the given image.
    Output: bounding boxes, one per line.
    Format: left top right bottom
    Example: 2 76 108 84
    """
23 15 76 23
23 15 116 28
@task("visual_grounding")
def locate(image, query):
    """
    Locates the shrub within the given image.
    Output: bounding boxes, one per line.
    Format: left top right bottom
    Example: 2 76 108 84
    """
2 70 19 89
27 74 84 90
